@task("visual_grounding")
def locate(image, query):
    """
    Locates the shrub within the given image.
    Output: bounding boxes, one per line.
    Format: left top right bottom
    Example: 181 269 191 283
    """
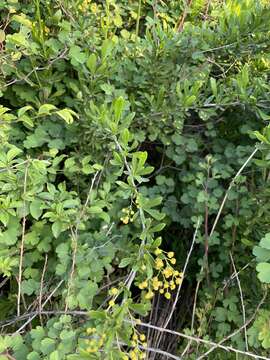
0 0 270 359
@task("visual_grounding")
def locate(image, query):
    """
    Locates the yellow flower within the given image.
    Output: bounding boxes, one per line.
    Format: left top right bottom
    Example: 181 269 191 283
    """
163 267 173 278
152 277 160 290
168 251 174 258
159 288 164 294
145 291 154 300
86 327 96 334
154 248 162 255
170 284 176 290
109 300 115 307
175 278 182 285
142 280 148 288
122 217 129 224
110 287 118 295
155 258 164 270
98 338 104 347
165 292 171 300
129 350 137 359
164 282 169 289
140 353 146 359
90 3 98 13
141 264 146 271
142 342 147 348
140 334 146 341
170 258 176 265
132 334 138 341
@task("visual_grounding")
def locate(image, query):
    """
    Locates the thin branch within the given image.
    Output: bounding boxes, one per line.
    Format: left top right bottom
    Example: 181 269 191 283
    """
65 171 99 312
135 291 268 360
196 291 268 359
15 280 64 334
17 161 29 317
176 0 193 32
229 252 248 352
164 218 200 329
39 254 48 320
210 148 258 237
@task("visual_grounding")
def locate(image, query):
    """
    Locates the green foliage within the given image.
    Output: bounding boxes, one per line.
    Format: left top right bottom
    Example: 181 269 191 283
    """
0 0 270 358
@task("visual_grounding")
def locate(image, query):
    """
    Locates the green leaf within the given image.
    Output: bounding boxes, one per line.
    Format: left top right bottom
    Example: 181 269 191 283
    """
38 104 57 116
257 109 270 121
30 200 43 220
49 351 60 360
52 221 63 238
40 338 55 355
171 134 183 145
6 33 29 47
144 209 165 221
119 258 132 268
18 105 33 117
27 351 41 360
87 54 97 73
260 233 270 250
21 279 39 296
121 128 130 144
12 14 32 28
69 45 86 65
56 109 78 124
129 303 151 316
256 263 270 283
185 95 196 107
101 39 113 59
210 77 217 97
114 97 125 123
254 131 269 144
6 147 22 162
253 246 270 262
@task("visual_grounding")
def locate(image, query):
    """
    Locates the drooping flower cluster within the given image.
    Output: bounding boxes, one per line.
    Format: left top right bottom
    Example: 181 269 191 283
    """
120 207 135 224
138 249 183 300
85 327 105 354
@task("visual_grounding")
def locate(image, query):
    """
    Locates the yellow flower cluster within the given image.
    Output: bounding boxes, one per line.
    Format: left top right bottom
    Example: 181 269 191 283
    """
121 331 147 359
120 207 135 225
78 0 91 12
85 328 105 353
138 249 183 301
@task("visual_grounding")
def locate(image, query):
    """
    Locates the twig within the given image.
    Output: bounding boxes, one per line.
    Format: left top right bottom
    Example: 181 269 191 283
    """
15 280 64 334
176 0 193 32
5 48 68 88
111 340 181 360
222 260 253 291
196 291 268 359
39 254 48 321
164 218 201 329
210 148 258 238
229 252 248 352
0 160 29 174
17 162 29 317
65 171 99 311
135 292 268 360
181 267 203 357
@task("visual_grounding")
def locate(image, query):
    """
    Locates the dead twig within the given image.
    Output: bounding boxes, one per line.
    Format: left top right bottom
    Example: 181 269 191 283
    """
176 0 193 32
65 171 100 312
17 161 29 317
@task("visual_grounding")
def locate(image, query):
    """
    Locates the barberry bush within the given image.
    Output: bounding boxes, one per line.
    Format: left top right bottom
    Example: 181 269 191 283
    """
1 0 270 359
